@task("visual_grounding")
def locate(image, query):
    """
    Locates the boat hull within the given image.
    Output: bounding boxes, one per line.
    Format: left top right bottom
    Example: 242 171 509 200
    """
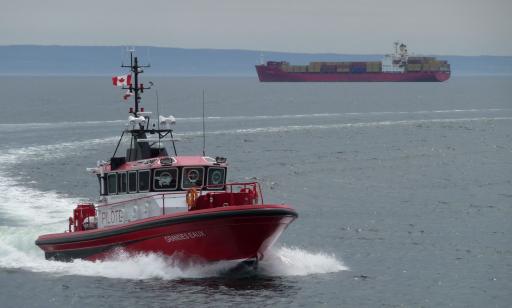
255 65 450 82
35 205 297 262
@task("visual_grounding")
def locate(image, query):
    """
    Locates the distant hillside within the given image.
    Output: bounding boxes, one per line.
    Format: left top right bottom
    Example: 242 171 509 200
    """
1 45 511 76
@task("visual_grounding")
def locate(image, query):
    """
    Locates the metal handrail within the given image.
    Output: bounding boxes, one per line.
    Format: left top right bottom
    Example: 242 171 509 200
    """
95 181 264 209
199 182 264 205
96 191 182 208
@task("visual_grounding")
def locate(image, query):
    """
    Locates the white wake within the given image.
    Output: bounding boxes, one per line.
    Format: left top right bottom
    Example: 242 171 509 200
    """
0 226 348 280
0 108 507 131
0 139 346 280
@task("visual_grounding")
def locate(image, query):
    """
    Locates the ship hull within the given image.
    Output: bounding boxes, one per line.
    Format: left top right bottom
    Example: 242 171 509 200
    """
35 205 297 262
256 65 450 82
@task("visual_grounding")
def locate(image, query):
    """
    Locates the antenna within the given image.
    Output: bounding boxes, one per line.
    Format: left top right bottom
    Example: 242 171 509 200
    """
202 89 206 156
154 82 161 151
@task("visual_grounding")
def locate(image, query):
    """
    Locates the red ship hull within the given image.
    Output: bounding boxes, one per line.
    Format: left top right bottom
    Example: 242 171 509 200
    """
36 205 297 262
255 65 450 82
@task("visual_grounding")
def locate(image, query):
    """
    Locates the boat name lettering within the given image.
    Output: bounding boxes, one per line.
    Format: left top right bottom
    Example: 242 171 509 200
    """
101 209 124 225
165 231 206 243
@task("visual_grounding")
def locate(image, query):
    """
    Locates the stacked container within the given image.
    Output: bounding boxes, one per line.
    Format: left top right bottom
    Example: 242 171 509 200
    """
308 62 322 73
279 58 449 74
350 62 367 73
406 64 422 72
281 62 291 72
366 61 382 73
336 62 350 73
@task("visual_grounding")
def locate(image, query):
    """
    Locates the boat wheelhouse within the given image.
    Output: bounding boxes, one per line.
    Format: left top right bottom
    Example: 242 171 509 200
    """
93 155 230 229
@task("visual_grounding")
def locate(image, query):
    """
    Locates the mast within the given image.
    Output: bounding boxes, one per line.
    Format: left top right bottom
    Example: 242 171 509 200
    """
111 49 177 163
122 51 151 115
119 50 152 162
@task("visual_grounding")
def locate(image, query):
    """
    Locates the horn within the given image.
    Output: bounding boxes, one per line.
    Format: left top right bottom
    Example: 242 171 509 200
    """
159 115 176 126
128 115 146 126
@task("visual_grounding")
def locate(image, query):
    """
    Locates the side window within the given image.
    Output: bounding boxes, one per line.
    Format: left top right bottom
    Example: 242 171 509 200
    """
207 168 225 189
182 167 204 189
139 170 150 192
118 173 127 193
107 173 117 195
154 168 178 191
128 171 137 193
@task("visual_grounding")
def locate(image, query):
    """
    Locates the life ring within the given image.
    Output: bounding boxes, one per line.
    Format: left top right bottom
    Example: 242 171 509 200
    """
186 187 199 210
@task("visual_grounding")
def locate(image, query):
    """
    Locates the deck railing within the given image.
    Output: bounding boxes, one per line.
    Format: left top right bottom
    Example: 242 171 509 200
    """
198 182 264 205
95 181 264 213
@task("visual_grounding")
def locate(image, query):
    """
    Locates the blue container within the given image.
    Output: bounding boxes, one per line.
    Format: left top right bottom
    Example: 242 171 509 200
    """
350 67 366 73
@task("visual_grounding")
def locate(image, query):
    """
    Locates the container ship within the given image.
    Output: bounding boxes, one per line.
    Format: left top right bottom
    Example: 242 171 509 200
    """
255 42 450 82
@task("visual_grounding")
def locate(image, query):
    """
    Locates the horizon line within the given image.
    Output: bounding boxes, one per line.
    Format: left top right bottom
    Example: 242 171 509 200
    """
1 44 511 58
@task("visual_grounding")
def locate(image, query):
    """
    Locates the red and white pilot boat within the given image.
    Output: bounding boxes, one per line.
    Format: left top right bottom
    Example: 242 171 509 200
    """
35 54 297 265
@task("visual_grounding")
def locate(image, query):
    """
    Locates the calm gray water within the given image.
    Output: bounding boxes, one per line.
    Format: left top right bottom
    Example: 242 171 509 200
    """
0 76 511 307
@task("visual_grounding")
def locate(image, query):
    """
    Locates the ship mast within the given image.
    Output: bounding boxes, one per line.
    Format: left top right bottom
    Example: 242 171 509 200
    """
122 51 151 115
111 50 178 164
112 50 154 163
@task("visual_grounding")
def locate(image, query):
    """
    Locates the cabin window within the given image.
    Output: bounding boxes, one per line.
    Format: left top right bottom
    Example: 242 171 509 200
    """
118 172 127 193
128 171 137 193
207 167 226 189
154 168 178 191
139 170 150 192
107 173 117 195
182 167 204 189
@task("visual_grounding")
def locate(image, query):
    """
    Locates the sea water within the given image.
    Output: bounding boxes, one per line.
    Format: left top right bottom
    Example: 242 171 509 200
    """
0 76 510 307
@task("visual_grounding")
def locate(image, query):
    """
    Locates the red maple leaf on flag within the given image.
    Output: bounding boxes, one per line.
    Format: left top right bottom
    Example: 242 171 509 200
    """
112 74 132 86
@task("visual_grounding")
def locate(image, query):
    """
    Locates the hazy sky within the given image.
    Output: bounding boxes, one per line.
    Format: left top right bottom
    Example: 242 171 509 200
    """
1 0 511 55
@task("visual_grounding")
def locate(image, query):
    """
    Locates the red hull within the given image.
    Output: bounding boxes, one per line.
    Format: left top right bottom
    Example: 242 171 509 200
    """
255 65 450 82
36 205 297 262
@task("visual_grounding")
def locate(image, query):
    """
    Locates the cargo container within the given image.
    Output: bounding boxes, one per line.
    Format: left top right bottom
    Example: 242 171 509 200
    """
350 67 366 73
336 67 350 73
406 64 422 72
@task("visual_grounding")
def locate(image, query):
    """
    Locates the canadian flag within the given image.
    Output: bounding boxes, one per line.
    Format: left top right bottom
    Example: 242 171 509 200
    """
123 89 134 100
112 74 132 86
